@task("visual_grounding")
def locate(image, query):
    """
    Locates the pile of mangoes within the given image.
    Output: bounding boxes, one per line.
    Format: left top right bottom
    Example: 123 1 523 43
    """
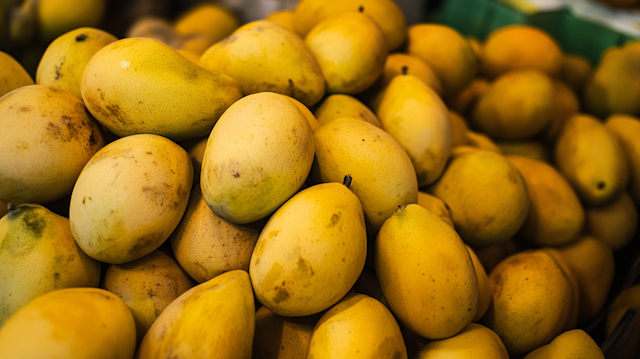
1 0 639 358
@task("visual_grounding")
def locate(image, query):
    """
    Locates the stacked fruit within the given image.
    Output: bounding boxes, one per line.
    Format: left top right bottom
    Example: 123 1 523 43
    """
1 0 639 358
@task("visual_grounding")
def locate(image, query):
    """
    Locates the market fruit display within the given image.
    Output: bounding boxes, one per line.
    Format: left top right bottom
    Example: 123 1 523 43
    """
1 1 639 358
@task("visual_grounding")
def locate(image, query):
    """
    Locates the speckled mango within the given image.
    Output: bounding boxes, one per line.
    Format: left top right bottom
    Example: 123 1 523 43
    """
201 92 315 225
69 134 193 264
0 203 101 327
250 180 367 317
81 37 242 142
0 85 104 205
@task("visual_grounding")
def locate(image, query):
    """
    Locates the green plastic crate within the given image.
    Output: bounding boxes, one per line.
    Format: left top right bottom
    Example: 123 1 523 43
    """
438 0 639 65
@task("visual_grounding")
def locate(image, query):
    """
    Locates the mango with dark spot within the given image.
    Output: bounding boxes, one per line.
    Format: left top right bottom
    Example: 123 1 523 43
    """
69 134 193 264
199 20 325 107
102 250 195 343
0 204 101 327
0 85 105 205
249 181 367 317
82 37 242 142
36 27 117 100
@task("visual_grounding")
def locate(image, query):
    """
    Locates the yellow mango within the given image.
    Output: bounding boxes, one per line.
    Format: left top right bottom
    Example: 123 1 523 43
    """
305 10 387 95
377 73 452 186
249 179 367 317
554 113 629 206
170 185 261 283
200 20 325 107
69 134 193 264
0 51 33 97
416 323 508 359
138 270 255 359
507 155 584 247
36 27 117 100
201 92 315 224
102 250 195 343
427 150 529 247
306 293 407 359
481 250 575 356
376 204 478 339
0 85 104 205
0 287 136 359
312 117 418 234
523 329 604 359
82 37 242 142
293 0 407 51
584 191 638 250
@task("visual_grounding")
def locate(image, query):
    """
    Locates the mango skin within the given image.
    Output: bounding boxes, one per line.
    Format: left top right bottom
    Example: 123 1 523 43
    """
0 85 104 205
523 329 604 359
481 250 574 356
0 204 101 327
0 287 136 359
0 50 34 97
252 306 319 359
416 323 509 359
170 185 261 283
69 134 193 264
82 37 243 142
250 182 367 317
36 27 117 100
306 293 407 359
102 249 195 343
138 270 255 359
554 113 629 207
376 204 478 340
201 92 315 225
427 150 530 247
293 0 407 51
376 73 452 186
200 20 325 108
312 118 418 235
305 11 387 95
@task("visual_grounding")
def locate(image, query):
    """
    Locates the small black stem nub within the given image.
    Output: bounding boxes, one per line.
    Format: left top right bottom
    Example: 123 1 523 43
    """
358 5 364 12
401 66 409 75
343 175 353 189
7 202 16 213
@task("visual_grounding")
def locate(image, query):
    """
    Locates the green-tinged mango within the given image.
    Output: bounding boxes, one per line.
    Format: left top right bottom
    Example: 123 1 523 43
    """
82 37 242 142
201 92 315 225
200 20 325 107
0 204 101 327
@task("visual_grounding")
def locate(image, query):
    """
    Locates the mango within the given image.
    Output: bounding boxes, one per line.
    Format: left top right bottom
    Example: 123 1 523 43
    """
250 179 367 317
0 203 101 326
201 92 315 224
376 204 478 339
0 85 104 205
69 134 193 264
82 37 242 142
